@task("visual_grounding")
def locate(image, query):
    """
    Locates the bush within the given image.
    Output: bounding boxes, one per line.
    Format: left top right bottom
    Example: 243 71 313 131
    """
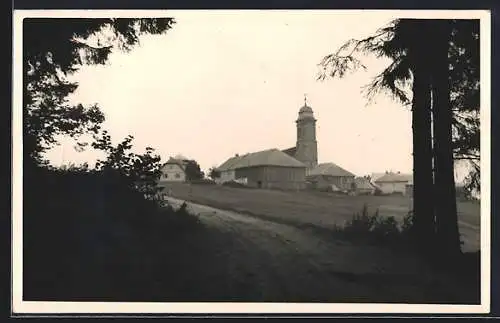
343 204 377 233
23 133 204 301
337 204 416 247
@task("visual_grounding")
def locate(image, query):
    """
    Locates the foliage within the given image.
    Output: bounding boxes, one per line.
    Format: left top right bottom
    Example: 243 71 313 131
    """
184 160 205 181
21 18 212 300
208 167 221 180
462 160 480 197
23 163 203 300
23 18 175 163
338 204 417 247
91 130 165 203
342 204 378 233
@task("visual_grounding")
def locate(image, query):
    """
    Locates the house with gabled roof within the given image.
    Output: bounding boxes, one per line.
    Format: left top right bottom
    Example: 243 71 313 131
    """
306 162 356 192
216 148 307 190
374 171 413 195
353 176 379 195
159 155 190 182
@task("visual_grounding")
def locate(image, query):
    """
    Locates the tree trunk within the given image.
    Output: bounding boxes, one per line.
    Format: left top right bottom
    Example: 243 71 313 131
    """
431 21 462 260
410 51 436 255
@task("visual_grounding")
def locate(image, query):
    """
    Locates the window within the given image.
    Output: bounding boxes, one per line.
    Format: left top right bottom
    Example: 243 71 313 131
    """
164 174 168 179
175 173 181 179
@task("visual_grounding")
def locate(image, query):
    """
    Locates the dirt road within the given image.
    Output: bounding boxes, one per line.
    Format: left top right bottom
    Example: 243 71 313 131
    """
165 197 480 304
161 183 480 253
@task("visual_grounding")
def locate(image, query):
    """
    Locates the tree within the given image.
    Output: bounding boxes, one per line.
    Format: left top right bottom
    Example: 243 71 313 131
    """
430 21 461 258
318 19 479 258
91 130 164 203
184 160 204 181
319 19 437 254
23 18 175 164
208 167 221 180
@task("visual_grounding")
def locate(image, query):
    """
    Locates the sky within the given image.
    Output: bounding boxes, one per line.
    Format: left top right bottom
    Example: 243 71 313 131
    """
44 11 417 177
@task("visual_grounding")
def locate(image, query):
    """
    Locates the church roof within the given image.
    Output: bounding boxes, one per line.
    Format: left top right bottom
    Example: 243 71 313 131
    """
308 162 356 177
297 103 315 121
217 149 306 171
299 104 313 113
281 146 297 157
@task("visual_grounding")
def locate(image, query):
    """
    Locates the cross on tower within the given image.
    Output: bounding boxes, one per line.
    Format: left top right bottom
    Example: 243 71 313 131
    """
304 93 308 105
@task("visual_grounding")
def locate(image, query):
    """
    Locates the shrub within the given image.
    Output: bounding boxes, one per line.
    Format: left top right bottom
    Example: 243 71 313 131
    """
343 204 377 234
23 132 204 300
338 204 415 247
24 163 204 300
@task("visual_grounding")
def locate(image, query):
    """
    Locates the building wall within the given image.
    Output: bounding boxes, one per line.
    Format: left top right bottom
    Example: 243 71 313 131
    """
376 181 408 195
216 169 236 184
295 118 318 170
235 166 306 190
307 174 355 191
160 163 186 182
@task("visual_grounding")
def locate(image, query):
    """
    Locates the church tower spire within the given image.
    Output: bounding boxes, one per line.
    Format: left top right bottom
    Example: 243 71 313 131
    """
295 96 318 171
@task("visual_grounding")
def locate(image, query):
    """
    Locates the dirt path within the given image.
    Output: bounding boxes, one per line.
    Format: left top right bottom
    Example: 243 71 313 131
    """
161 183 480 253
166 198 479 304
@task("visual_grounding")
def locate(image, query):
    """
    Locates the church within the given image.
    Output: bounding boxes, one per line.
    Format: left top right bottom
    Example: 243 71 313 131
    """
216 97 356 191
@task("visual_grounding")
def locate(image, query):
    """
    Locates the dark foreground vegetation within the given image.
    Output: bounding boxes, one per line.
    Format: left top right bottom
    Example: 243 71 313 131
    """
23 163 210 301
338 205 480 287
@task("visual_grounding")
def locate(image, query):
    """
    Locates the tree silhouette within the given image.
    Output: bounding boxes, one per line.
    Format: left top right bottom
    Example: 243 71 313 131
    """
208 167 221 180
431 21 461 258
184 160 204 181
319 19 436 255
23 18 175 164
318 19 479 259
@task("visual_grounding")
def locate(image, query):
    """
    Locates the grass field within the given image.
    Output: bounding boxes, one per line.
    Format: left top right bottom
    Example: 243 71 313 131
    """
160 182 481 252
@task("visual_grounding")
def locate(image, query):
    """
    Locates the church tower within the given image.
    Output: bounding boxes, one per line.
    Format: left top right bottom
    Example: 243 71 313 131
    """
295 95 318 172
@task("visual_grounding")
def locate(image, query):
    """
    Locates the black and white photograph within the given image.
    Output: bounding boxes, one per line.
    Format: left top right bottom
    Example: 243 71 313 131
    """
12 9 490 314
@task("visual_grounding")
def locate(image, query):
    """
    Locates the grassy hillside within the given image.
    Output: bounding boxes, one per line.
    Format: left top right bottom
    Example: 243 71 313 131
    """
160 182 481 252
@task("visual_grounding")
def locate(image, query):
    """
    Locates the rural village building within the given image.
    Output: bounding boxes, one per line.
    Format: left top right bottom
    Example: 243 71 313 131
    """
216 149 307 190
353 176 379 195
306 163 356 192
159 154 189 182
216 98 356 191
374 172 413 195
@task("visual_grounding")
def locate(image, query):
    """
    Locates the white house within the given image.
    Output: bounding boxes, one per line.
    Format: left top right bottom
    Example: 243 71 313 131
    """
159 156 188 182
374 172 413 195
